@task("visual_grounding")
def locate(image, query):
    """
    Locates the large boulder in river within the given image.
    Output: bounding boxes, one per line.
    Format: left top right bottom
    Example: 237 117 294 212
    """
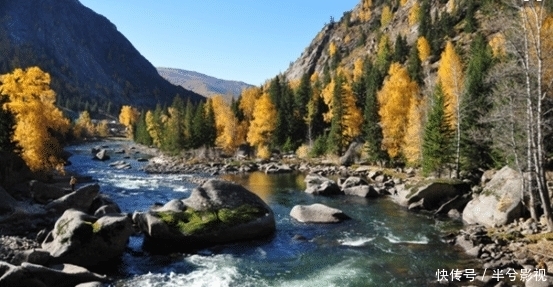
29 180 67 204
92 149 109 161
462 166 524 227
304 174 343 195
133 179 276 252
290 203 350 223
41 209 133 268
395 179 471 213
45 184 99 215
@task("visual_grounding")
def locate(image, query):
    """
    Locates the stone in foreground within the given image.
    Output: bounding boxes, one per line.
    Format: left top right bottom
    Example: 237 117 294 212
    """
290 203 351 223
133 179 276 252
463 166 524 227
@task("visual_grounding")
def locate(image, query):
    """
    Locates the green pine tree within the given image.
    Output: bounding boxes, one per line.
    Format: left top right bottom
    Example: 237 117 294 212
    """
134 110 153 146
460 33 494 170
0 97 17 152
362 61 387 163
407 44 423 85
422 84 454 176
392 35 409 64
327 74 345 155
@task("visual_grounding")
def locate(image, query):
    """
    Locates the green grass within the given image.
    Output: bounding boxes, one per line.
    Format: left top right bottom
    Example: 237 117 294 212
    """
156 204 263 235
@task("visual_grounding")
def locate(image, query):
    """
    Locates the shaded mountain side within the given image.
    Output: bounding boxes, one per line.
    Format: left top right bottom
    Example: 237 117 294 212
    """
0 0 204 115
157 67 253 98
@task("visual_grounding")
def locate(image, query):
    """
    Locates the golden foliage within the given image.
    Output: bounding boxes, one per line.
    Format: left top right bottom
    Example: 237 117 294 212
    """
239 86 262 122
329 42 337 57
400 0 408 6
119 105 139 138
344 34 352 45
437 41 464 129
95 120 109 137
381 5 393 27
296 144 310 159
417 36 431 62
489 34 506 59
447 0 456 14
256 145 271 160
353 58 364 82
246 92 277 149
403 97 423 165
0 67 70 172
212 95 246 153
409 2 421 26
145 110 162 147
378 63 420 159
358 0 373 22
73 110 95 139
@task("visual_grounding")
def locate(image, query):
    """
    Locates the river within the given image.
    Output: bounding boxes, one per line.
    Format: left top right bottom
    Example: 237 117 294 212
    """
65 140 476 287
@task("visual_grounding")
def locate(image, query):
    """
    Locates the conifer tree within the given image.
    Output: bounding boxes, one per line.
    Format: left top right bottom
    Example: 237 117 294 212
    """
362 61 386 163
392 35 409 64
134 110 152 146
464 0 477 33
0 97 16 152
203 99 217 147
418 0 431 38
407 44 423 85
460 33 493 169
422 84 454 176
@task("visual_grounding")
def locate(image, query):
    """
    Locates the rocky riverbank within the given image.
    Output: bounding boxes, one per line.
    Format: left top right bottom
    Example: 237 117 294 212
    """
142 150 553 286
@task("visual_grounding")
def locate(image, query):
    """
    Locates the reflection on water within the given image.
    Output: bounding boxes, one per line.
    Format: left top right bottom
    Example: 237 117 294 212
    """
221 172 306 203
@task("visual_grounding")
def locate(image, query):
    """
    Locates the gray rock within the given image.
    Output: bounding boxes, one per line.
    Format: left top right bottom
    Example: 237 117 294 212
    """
133 179 276 251
525 274 553 287
447 209 461 220
401 180 470 212
93 149 110 161
0 261 108 287
343 185 380 198
463 166 524 227
0 186 18 215
340 176 368 189
304 174 342 195
75 282 105 287
45 184 100 215
29 180 67 204
290 203 350 223
93 204 121 217
42 209 133 268
10 249 52 266
339 140 363 166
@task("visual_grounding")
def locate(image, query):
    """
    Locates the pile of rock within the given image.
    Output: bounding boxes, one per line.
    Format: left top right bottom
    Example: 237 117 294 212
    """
0 183 131 287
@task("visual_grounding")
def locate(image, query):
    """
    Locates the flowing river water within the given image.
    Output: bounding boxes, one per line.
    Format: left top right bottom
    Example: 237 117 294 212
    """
65 140 476 287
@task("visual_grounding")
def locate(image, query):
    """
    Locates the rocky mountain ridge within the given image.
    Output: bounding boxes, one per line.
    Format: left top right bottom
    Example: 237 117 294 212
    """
0 0 204 113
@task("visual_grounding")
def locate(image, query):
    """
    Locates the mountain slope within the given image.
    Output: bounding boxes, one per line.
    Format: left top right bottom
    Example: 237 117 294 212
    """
0 0 204 114
157 67 252 98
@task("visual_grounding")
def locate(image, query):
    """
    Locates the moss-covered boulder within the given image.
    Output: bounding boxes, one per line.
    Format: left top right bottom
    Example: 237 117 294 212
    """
133 179 275 252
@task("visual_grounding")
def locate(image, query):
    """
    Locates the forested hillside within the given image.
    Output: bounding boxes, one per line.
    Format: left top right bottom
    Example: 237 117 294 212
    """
132 0 553 183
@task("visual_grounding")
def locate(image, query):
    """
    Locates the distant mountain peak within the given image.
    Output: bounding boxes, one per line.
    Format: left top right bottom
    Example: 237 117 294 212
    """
157 67 253 98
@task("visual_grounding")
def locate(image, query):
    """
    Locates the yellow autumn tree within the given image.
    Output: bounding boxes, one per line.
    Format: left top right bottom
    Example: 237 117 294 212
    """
400 0 408 6
247 92 277 159
73 110 95 139
0 67 70 172
212 95 246 153
437 41 464 130
353 58 364 82
329 42 337 57
381 5 393 27
358 0 372 22
489 34 506 59
409 2 420 26
239 86 262 122
378 63 420 159
403 97 424 165
417 36 431 62
145 110 162 147
119 105 140 138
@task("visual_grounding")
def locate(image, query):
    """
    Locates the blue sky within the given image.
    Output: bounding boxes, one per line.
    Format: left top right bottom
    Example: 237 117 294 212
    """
79 1 359 85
